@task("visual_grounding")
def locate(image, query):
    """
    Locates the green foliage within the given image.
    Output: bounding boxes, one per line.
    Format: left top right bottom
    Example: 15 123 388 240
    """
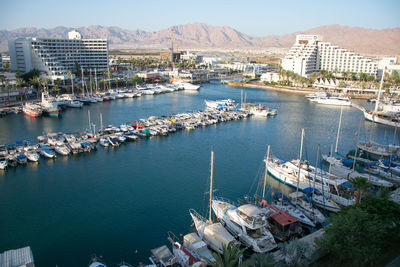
349 176 371 204
241 253 275 267
21 69 40 83
129 75 143 85
279 239 314 267
206 244 245 267
316 196 400 266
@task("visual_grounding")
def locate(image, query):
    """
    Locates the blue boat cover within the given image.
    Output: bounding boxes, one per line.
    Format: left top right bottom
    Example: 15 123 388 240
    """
16 141 23 145
303 187 315 194
342 181 353 189
342 159 354 167
81 142 90 146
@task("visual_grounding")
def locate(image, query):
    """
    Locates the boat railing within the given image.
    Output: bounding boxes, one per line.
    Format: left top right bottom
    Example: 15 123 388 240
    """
213 196 236 206
189 209 207 222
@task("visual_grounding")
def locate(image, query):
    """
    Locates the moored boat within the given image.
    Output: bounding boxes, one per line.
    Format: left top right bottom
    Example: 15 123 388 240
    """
22 103 43 118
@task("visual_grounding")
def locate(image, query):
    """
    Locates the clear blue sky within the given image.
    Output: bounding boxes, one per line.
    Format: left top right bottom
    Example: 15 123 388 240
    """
0 0 399 36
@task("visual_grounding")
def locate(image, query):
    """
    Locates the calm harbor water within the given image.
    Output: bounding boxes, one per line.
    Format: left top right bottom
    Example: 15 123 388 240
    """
0 83 396 266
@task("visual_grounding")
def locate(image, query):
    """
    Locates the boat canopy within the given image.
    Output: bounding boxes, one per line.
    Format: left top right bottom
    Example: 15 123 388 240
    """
151 245 173 264
237 204 264 218
81 141 91 146
16 140 23 145
204 223 236 246
303 187 315 194
341 181 353 189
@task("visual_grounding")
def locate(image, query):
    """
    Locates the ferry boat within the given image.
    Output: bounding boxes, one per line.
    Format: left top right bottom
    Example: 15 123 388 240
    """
22 103 43 118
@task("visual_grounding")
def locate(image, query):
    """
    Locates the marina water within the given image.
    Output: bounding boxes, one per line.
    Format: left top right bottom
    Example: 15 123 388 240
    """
0 82 395 266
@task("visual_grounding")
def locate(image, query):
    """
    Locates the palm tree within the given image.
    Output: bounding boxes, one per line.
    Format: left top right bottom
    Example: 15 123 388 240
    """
67 71 74 95
279 238 313 267
205 244 245 267
16 77 24 104
30 76 42 100
5 81 10 105
52 84 60 96
350 177 372 204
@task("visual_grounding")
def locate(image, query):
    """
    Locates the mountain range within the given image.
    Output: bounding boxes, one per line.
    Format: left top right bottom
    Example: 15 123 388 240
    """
1 23 399 56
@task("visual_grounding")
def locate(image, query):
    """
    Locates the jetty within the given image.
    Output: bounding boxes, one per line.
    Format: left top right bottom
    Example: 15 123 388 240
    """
0 108 258 170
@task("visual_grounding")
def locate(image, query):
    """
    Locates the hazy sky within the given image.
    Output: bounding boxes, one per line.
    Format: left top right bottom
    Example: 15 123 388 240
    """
0 0 399 36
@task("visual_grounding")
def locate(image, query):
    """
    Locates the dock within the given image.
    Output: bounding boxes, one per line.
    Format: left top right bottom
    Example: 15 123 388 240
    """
0 246 34 267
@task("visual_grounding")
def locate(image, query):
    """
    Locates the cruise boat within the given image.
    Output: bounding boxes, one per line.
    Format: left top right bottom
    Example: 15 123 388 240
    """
22 103 43 118
173 81 201 90
212 199 277 253
204 99 236 110
310 94 351 106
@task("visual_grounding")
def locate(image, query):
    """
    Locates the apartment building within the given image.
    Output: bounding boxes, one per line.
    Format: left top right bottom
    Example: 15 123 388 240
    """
8 30 108 80
282 35 378 77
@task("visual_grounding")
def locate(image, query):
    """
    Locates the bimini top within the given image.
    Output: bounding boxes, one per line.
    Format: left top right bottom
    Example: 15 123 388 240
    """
237 204 264 218
204 223 236 246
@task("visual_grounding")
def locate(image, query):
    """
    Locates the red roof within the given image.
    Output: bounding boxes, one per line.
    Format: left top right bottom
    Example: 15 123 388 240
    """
262 200 298 226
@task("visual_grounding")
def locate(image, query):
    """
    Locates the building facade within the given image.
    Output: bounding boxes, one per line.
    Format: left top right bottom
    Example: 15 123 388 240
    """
282 35 378 77
8 30 108 80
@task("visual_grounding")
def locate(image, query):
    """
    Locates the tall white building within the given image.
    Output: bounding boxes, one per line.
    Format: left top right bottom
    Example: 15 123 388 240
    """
8 30 108 80
282 35 378 77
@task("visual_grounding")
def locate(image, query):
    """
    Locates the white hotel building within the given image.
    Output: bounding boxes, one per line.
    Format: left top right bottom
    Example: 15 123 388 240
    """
8 30 109 80
282 35 378 77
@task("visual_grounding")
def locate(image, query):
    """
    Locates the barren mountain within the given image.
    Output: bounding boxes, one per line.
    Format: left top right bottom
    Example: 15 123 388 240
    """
1 23 399 55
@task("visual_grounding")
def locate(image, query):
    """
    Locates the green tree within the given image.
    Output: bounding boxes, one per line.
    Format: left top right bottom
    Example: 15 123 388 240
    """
67 71 74 95
279 239 314 267
205 244 245 267
350 177 371 204
29 76 42 100
5 80 10 105
241 253 275 267
316 207 386 266
16 77 25 104
52 84 60 96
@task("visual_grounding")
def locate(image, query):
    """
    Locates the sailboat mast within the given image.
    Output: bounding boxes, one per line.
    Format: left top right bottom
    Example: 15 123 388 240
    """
89 69 93 96
88 110 91 134
335 106 343 153
263 145 270 200
374 71 385 113
313 144 320 199
100 113 103 131
81 67 84 96
209 150 214 223
296 128 305 198
95 69 98 94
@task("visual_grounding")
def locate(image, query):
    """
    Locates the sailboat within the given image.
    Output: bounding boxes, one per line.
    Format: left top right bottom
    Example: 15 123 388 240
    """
189 151 238 254
363 72 400 127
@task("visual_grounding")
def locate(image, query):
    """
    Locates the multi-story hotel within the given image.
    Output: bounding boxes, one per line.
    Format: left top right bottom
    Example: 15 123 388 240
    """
282 35 378 77
8 30 109 80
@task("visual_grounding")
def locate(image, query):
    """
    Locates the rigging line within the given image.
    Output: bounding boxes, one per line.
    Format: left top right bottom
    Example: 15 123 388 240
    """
248 154 267 197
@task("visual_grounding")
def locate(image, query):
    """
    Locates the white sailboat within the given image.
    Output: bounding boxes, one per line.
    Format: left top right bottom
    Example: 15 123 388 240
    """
363 72 400 127
189 151 238 254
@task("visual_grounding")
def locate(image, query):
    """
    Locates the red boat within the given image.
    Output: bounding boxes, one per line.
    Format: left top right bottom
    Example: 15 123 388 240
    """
22 103 42 118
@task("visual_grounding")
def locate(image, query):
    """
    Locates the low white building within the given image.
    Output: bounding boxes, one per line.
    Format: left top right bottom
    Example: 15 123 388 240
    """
260 72 279 83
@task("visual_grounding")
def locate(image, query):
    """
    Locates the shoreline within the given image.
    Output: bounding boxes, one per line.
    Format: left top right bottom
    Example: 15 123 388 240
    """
227 82 374 99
